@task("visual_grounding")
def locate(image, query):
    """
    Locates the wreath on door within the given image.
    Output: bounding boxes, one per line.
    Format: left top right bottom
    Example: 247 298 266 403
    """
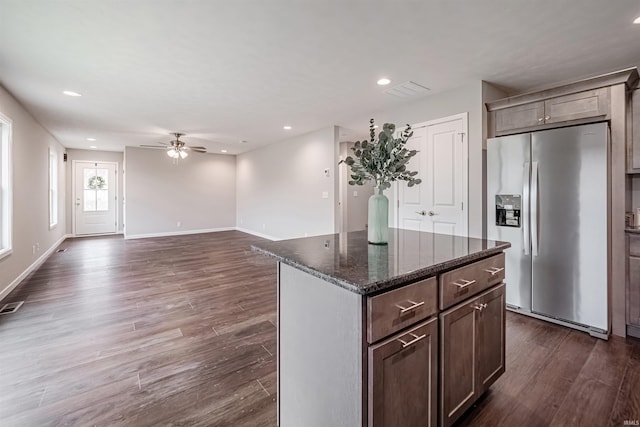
88 175 106 190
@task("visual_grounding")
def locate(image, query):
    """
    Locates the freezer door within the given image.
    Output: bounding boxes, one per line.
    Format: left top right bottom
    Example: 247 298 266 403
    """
531 123 608 330
487 133 531 310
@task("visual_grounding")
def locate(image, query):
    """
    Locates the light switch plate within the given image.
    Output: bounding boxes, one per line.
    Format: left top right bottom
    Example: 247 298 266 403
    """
321 191 329 199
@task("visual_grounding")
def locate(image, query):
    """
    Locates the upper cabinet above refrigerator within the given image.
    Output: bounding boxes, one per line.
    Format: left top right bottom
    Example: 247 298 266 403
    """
493 88 609 135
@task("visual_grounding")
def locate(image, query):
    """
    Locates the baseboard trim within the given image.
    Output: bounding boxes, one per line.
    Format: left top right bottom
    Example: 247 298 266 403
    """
0 234 70 302
627 324 640 339
124 227 236 240
234 227 279 241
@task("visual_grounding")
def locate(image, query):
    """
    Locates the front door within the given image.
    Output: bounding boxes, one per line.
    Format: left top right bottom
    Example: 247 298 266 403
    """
74 161 117 235
396 113 468 236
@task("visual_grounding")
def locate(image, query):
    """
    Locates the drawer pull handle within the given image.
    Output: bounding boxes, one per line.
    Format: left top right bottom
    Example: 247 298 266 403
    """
472 303 488 311
450 279 476 288
395 300 425 314
397 332 426 348
484 267 504 275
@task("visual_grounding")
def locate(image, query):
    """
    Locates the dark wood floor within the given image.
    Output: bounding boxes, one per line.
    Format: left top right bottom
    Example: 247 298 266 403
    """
1 231 639 426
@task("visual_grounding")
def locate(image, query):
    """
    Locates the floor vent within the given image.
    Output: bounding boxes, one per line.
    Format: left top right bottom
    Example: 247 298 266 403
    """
0 301 24 315
56 248 67 253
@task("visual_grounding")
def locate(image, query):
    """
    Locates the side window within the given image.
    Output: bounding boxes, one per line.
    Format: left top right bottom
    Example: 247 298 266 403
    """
0 113 12 259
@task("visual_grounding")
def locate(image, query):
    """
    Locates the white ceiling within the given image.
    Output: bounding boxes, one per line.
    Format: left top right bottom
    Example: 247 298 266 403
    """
1 0 640 155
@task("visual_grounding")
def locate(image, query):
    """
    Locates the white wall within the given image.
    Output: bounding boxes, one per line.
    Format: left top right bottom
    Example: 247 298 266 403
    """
124 147 236 238
0 85 66 301
339 141 374 232
65 149 124 233
236 126 338 240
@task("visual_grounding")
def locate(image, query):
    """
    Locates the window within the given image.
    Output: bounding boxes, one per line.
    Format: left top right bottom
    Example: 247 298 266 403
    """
49 148 58 228
0 112 12 259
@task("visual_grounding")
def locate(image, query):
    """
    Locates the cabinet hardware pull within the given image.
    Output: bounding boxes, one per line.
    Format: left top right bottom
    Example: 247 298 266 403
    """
537 117 543 122
545 116 550 120
395 300 425 314
473 303 488 311
397 332 426 348
484 267 504 275
450 279 476 288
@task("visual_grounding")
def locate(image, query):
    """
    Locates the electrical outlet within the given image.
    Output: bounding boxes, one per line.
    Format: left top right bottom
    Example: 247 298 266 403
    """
36 243 40 252
176 221 181 227
262 223 266 230
322 191 329 199
353 190 358 197
32 245 36 255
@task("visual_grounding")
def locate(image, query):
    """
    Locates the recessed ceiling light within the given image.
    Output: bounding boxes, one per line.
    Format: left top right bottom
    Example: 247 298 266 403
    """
634 16 640 24
283 125 292 130
377 78 391 86
221 149 228 153
86 137 96 141
89 145 97 149
63 90 82 97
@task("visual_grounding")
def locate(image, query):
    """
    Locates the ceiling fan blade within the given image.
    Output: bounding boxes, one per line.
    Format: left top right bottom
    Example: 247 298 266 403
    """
140 145 168 149
187 146 207 150
191 148 207 153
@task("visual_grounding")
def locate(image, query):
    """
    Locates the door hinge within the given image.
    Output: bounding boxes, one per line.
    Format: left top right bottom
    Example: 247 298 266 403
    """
458 132 465 143
461 202 464 210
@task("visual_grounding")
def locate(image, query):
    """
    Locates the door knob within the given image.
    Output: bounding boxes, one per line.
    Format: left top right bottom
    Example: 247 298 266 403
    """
415 210 427 216
427 211 436 216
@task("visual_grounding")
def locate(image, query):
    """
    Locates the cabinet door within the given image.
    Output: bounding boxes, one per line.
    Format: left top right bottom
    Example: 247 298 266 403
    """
544 88 609 125
476 283 506 391
629 256 640 326
494 101 544 134
368 318 438 427
630 89 640 172
440 301 477 427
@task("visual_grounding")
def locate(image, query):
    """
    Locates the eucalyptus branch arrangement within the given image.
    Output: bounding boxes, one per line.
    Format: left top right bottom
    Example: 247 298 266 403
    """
340 118 422 190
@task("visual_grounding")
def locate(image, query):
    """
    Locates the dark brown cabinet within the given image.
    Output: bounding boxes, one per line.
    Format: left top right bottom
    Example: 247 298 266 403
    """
628 235 640 330
629 89 640 173
439 284 506 427
368 318 438 427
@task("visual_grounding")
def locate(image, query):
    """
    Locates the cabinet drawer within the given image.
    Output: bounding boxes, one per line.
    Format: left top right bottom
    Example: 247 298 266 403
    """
439 253 505 310
367 276 437 343
630 235 640 257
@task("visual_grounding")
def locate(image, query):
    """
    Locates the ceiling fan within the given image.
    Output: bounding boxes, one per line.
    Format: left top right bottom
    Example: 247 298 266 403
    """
140 133 207 159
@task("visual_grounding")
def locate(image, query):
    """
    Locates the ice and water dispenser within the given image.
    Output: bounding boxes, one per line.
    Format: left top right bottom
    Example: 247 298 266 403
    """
495 194 521 227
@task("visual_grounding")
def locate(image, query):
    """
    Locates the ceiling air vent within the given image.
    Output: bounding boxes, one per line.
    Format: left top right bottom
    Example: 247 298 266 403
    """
383 81 430 98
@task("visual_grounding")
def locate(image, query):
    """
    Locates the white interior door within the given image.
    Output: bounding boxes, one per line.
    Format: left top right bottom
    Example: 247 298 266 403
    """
74 161 117 235
396 113 468 236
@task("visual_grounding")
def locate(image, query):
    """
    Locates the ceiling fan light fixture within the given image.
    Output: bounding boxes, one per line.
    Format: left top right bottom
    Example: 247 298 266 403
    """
167 148 179 159
179 150 188 159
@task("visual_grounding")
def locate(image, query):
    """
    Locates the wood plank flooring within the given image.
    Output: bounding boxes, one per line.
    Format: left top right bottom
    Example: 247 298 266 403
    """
1 231 639 426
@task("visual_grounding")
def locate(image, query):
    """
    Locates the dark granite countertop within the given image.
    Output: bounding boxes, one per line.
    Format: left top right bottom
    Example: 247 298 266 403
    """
252 229 511 295
626 227 640 234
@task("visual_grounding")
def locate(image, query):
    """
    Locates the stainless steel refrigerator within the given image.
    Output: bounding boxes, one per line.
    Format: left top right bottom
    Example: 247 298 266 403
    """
487 123 608 337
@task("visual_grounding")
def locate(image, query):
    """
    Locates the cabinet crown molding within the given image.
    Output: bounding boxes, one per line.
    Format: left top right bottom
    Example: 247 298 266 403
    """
487 67 639 112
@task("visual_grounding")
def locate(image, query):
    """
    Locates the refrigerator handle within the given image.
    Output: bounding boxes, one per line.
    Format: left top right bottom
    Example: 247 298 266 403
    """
522 162 530 255
531 161 539 256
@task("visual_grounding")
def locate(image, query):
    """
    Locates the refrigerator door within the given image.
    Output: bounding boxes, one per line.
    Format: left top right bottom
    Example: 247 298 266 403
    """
531 123 608 330
487 133 531 310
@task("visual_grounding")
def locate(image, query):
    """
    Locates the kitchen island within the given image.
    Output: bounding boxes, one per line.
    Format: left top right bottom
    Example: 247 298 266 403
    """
253 229 511 427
